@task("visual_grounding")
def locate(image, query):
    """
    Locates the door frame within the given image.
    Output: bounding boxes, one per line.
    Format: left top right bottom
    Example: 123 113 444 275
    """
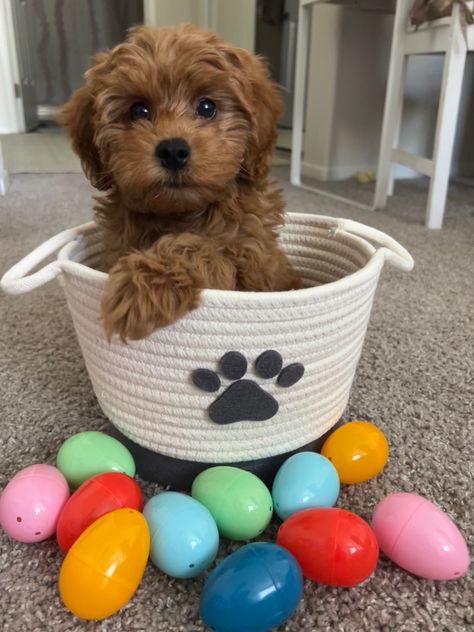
0 0 25 133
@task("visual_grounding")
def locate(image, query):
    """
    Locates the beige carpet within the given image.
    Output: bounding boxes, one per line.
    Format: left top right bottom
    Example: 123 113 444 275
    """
0 173 473 632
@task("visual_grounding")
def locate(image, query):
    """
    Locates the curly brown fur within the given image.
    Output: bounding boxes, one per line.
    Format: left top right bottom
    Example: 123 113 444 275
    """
60 24 300 341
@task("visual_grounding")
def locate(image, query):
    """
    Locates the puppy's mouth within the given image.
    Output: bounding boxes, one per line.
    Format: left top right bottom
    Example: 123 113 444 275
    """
159 173 194 190
162 180 191 189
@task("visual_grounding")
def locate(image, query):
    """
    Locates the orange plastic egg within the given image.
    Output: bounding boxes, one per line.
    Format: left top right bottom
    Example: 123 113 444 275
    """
59 508 150 620
321 421 389 484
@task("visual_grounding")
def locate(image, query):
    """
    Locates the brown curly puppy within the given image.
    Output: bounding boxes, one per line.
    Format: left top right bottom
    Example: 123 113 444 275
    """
60 24 300 341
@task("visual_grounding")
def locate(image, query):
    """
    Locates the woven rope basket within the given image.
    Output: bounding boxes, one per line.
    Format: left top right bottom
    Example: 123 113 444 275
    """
1 213 413 464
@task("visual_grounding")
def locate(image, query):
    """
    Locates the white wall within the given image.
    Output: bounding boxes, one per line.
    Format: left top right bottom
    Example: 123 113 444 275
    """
0 0 25 133
144 0 256 51
144 0 208 29
304 5 474 180
210 0 256 52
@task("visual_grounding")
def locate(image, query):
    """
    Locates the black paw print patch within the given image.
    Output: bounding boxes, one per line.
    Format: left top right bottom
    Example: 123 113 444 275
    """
192 350 304 425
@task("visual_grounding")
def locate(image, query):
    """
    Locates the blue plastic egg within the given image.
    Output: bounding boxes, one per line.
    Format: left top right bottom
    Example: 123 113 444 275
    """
143 492 219 578
200 542 303 632
272 452 340 520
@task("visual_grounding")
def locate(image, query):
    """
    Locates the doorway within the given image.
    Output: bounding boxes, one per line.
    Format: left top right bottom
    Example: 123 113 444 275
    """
12 0 143 129
254 0 301 152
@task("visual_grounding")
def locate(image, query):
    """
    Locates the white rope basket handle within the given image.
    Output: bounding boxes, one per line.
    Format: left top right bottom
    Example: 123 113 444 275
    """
1 216 414 297
0 223 94 295
336 218 414 272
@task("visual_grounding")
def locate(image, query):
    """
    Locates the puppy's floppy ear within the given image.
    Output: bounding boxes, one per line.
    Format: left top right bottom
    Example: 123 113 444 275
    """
223 47 283 181
59 52 112 190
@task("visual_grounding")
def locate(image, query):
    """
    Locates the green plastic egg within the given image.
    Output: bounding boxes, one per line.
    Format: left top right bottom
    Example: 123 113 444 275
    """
191 466 273 541
57 431 135 489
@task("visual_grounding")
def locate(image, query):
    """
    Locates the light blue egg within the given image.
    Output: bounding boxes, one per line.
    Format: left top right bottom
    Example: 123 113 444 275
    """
143 491 219 578
272 452 340 520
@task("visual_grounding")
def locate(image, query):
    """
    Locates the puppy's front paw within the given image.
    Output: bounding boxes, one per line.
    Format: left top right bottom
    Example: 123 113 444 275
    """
101 254 200 342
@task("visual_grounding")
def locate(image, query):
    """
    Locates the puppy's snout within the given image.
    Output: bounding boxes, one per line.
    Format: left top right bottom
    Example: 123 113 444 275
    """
155 138 190 171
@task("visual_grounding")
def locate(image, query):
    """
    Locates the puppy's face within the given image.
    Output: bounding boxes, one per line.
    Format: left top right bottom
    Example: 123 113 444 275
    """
61 25 282 214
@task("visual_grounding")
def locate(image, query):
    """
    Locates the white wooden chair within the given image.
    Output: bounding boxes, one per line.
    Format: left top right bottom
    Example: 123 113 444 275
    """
374 0 474 229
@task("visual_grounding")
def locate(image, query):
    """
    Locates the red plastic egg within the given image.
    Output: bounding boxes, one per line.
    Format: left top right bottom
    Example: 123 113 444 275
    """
56 472 142 551
277 508 379 587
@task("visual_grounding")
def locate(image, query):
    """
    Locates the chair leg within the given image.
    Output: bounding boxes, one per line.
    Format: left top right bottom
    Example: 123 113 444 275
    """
387 56 408 198
290 2 310 187
374 52 408 208
426 20 467 229
374 0 410 211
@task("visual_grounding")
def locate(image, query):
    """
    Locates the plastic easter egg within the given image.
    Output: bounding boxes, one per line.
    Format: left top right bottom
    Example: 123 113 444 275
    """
56 472 142 551
56 431 135 488
143 492 219 578
0 464 69 543
200 542 303 632
321 420 389 484
277 507 379 587
372 493 470 580
59 508 150 620
192 466 273 541
272 452 340 520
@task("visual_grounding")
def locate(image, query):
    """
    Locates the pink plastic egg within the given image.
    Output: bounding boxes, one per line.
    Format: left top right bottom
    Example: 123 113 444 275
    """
0 464 70 543
372 493 470 580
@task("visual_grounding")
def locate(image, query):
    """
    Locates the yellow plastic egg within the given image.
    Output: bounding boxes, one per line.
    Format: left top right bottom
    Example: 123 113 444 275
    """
321 421 389 484
59 508 150 620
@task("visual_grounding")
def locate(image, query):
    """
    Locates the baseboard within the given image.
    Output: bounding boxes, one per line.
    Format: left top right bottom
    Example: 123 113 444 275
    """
37 104 61 122
301 161 426 182
451 161 474 179
0 169 9 195
301 162 331 181
301 161 375 181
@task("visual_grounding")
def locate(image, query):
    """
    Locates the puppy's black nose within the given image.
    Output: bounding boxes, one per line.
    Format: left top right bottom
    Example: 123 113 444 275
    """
155 138 190 171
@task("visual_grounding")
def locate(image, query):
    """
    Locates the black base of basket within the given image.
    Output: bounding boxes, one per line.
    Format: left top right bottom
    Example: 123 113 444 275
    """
110 420 342 491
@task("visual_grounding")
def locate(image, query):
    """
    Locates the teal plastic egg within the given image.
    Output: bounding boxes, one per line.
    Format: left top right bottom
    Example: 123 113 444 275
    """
192 466 273 541
56 431 135 488
143 492 219 578
200 542 303 632
272 452 340 520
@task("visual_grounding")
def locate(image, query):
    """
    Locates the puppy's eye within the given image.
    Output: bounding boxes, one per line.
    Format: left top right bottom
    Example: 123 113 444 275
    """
130 102 151 121
195 98 216 120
